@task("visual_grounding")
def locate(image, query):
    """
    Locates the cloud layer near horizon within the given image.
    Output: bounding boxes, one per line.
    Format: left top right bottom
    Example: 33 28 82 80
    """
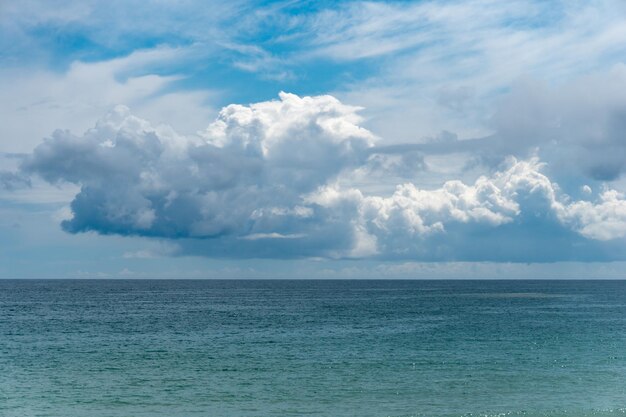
18 91 626 262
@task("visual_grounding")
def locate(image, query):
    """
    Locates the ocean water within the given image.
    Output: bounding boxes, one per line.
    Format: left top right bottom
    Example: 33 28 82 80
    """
1 280 625 417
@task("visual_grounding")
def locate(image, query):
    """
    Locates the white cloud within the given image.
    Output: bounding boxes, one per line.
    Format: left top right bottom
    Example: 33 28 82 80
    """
19 93 626 261
23 93 374 251
558 189 626 241
308 157 553 258
0 47 216 153
241 233 306 241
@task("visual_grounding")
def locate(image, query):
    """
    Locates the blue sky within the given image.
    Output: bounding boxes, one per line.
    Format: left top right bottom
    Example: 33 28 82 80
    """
3 0 626 278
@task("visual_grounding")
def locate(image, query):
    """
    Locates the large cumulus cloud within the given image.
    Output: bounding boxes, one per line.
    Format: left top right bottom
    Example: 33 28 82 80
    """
22 92 375 257
21 92 626 261
304 157 626 261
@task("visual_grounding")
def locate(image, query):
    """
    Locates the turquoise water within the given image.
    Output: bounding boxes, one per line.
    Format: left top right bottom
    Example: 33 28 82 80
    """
1 280 625 417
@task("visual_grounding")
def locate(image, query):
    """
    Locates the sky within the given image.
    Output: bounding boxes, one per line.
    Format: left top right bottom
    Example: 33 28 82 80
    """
2 0 626 278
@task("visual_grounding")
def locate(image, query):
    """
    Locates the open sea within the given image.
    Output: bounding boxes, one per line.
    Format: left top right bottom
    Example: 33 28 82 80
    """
1 279 625 417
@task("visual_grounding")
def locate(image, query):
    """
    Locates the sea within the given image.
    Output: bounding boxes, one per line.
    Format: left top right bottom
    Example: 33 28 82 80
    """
1 279 625 417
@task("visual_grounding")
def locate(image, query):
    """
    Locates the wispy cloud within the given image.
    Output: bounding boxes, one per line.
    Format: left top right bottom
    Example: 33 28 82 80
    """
298 1 626 144
0 46 217 153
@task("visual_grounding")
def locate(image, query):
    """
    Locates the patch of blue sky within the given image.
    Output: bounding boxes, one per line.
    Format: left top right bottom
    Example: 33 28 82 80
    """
1 0 588 105
497 1 567 30
167 54 382 106
24 23 192 72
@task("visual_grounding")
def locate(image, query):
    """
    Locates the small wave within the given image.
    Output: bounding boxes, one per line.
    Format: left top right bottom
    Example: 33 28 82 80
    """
456 292 567 299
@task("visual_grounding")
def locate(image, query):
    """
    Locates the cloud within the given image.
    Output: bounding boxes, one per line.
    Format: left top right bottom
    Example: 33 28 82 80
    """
23 93 373 257
0 46 217 153
20 92 626 262
0 171 30 191
489 66 626 182
558 189 626 241
320 0 626 146
355 65 626 195
241 233 306 241
307 157 626 261
0 0 243 62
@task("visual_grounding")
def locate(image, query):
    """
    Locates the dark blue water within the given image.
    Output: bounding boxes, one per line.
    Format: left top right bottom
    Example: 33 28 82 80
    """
1 280 625 416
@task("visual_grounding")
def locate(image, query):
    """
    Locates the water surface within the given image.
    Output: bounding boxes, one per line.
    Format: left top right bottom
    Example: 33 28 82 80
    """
1 279 625 416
